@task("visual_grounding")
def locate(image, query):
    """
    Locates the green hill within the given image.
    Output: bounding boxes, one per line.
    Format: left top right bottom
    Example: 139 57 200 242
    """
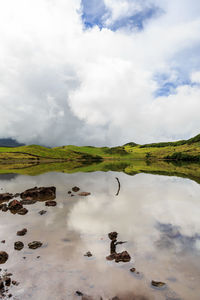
0 134 200 163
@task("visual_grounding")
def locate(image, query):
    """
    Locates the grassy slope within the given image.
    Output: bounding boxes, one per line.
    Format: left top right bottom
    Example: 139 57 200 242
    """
0 145 102 161
0 134 200 162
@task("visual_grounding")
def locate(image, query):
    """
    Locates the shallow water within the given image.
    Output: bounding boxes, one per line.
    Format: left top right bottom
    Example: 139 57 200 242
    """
0 171 200 299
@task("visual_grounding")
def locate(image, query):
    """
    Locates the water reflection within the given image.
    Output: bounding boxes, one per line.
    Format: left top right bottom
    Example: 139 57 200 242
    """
0 171 200 299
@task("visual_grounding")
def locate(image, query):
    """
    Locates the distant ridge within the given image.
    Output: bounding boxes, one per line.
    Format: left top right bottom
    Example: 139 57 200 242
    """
0 138 24 147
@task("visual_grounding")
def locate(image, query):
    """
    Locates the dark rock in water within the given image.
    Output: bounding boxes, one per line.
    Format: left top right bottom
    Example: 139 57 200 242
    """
17 228 27 236
68 191 72 194
20 198 37 205
1 204 8 212
17 208 28 215
14 193 20 198
0 193 13 203
0 252 8 264
78 192 91 196
76 291 83 296
28 241 42 249
130 267 136 273
108 232 118 241
151 280 166 287
106 253 116 261
20 186 56 201
111 297 120 300
115 251 131 263
8 200 23 213
106 251 131 263
37 256 40 259
1 241 5 244
14 241 24 251
84 251 92 257
45 200 57 207
72 186 80 192
12 280 19 286
5 278 11 286
39 210 47 215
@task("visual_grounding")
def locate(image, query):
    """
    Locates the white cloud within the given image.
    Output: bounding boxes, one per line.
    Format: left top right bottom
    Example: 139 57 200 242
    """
0 0 200 146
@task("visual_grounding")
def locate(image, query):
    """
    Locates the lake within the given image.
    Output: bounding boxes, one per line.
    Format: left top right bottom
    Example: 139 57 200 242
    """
0 168 200 299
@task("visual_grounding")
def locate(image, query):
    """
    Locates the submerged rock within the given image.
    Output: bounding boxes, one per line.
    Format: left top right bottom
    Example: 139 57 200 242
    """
130 267 136 273
45 200 57 207
75 291 83 296
20 198 37 205
20 186 56 201
8 200 23 213
72 186 80 192
106 251 131 263
1 241 5 244
17 208 28 215
28 241 42 249
84 251 92 257
17 228 27 236
151 280 166 287
115 251 131 263
38 210 47 215
14 241 24 251
78 192 91 196
1 204 8 212
0 193 13 203
0 252 8 264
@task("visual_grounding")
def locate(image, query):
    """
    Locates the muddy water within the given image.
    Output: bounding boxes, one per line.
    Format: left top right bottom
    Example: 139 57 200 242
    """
0 171 200 299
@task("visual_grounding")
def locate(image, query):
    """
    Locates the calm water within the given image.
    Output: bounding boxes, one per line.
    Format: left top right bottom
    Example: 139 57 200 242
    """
0 171 200 299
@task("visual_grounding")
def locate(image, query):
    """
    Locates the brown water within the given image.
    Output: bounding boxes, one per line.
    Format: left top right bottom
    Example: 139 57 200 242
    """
0 171 200 299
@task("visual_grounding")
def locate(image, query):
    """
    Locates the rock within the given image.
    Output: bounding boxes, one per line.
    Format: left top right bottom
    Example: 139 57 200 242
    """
5 278 11 286
1 204 8 212
28 241 42 249
0 252 8 264
151 280 166 287
84 251 92 257
45 201 57 207
14 241 24 251
1 241 5 244
20 186 56 201
0 193 13 203
106 253 116 261
130 267 136 273
108 232 118 241
12 280 19 286
17 228 27 236
14 193 20 198
115 251 131 263
20 198 37 205
75 291 83 296
78 192 91 196
38 210 47 215
72 186 80 192
17 208 28 215
68 191 72 194
8 200 23 213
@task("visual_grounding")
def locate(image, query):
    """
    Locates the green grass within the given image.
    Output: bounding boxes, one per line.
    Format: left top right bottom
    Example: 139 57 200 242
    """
0 134 200 163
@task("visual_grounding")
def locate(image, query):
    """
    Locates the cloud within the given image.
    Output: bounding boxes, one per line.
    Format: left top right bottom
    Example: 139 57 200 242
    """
0 0 200 146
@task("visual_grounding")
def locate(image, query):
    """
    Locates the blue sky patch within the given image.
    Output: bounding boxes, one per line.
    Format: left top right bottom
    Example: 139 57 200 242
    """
81 0 161 31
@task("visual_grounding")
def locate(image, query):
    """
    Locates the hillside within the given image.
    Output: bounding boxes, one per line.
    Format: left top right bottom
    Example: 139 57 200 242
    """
0 134 199 162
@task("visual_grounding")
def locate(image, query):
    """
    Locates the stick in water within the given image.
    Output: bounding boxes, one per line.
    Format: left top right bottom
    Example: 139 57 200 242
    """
115 177 121 196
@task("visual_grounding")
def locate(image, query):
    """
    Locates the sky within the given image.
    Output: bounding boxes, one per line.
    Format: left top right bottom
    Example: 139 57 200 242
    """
0 0 200 146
